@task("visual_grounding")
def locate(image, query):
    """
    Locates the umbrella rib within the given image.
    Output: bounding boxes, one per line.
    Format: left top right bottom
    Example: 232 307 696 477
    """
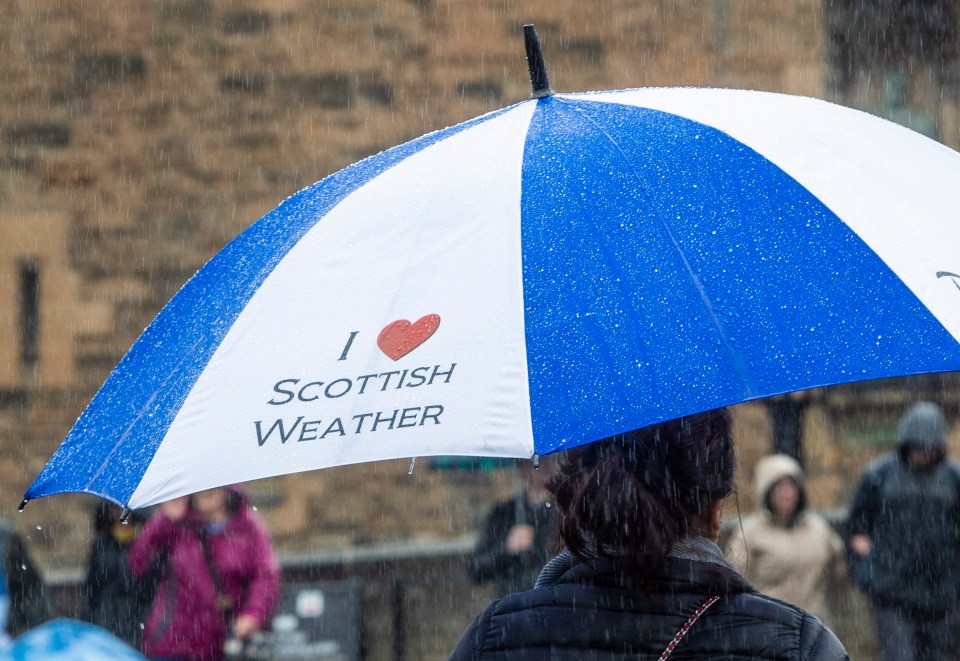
559 99 757 397
83 335 205 498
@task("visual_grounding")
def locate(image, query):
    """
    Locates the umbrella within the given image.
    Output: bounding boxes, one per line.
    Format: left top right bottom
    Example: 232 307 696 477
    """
6 619 147 661
23 27 960 511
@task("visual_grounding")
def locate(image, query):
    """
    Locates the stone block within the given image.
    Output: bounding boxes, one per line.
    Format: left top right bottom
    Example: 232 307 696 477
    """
49 86 90 106
1 154 38 172
558 37 606 65
507 20 563 38
277 73 352 108
140 208 200 242
38 160 96 188
359 80 394 107
782 63 826 98
5 123 71 148
455 79 502 102
404 43 429 59
159 0 211 22
83 277 149 306
220 11 272 34
940 101 960 151
235 132 279 148
74 53 146 85
220 73 268 94
74 331 125 367
134 100 174 130
0 390 27 413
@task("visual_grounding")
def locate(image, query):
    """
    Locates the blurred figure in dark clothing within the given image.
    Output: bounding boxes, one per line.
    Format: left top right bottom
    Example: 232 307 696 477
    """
0 520 51 638
847 401 960 661
84 502 155 647
469 457 557 598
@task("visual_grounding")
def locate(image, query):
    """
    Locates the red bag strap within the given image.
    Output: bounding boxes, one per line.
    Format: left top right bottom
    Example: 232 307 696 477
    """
658 595 719 660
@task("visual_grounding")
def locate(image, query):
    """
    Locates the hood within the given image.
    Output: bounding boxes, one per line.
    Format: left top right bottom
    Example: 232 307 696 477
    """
897 401 946 451
753 453 805 515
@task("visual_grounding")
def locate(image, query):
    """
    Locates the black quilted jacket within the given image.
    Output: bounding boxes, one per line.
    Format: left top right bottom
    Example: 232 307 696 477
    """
449 552 848 660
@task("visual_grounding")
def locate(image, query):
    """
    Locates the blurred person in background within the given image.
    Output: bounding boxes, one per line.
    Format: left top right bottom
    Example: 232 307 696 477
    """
130 485 280 661
723 454 846 628
469 456 557 598
847 401 960 661
0 520 50 647
84 502 156 648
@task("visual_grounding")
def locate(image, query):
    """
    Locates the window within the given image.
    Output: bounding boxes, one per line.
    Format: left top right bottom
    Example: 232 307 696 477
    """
19 260 39 368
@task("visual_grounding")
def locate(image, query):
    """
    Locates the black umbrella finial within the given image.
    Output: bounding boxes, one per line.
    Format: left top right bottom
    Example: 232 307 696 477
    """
524 24 553 99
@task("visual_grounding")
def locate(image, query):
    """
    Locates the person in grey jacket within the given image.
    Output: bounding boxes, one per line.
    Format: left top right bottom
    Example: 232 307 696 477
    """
450 408 847 660
848 401 960 661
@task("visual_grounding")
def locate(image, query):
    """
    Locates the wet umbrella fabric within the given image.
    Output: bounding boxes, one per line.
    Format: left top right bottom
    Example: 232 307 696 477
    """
6 619 147 661
25 87 960 509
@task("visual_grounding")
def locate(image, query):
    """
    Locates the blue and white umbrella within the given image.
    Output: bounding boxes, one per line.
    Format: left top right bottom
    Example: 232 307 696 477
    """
24 31 960 510
8 619 147 661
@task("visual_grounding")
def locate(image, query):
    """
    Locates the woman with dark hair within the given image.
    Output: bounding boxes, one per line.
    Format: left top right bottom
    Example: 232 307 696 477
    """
449 408 848 660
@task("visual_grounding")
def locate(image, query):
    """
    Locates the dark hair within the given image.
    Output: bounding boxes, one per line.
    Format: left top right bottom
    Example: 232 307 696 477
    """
548 408 735 586
92 500 148 531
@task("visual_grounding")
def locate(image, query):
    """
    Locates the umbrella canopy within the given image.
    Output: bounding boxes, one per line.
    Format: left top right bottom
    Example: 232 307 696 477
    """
7 619 147 661
24 35 960 510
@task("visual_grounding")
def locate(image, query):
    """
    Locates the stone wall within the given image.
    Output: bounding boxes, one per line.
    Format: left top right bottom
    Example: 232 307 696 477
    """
0 0 952 596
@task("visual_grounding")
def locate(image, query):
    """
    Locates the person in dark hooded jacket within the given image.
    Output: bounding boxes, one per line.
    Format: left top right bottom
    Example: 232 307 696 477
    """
84 502 156 648
847 401 960 661
449 408 847 660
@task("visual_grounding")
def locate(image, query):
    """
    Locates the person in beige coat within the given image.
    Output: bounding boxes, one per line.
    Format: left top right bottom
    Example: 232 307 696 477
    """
724 454 846 625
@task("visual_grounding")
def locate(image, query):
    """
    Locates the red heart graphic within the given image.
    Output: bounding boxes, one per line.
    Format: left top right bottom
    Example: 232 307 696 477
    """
377 314 441 361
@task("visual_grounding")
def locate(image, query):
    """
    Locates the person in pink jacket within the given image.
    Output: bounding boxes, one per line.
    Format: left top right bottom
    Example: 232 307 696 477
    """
129 485 280 661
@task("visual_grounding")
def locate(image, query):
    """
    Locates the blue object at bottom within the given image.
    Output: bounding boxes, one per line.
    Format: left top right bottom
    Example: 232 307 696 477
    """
8 619 146 661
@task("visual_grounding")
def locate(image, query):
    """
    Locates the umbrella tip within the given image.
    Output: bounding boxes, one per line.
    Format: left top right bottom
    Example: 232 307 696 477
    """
120 507 131 523
17 498 28 512
523 24 553 99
